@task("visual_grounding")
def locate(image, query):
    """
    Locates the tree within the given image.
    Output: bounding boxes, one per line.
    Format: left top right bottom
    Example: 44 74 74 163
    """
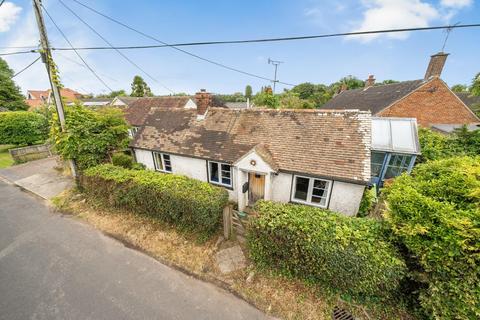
291 82 330 107
253 87 279 108
380 79 399 85
130 76 153 97
51 105 129 170
0 58 28 111
470 72 480 96
245 85 252 100
451 84 468 93
0 111 48 145
279 91 315 109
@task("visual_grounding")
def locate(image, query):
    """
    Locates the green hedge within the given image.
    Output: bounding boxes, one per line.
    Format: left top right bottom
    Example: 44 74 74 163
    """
0 111 48 145
384 156 480 319
111 153 134 169
82 164 229 238
247 201 406 299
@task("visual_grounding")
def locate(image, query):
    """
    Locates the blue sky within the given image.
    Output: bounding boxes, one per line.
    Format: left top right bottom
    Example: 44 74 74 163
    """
1 0 479 95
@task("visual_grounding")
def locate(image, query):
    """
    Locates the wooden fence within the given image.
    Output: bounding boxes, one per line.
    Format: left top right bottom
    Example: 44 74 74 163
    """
9 144 53 163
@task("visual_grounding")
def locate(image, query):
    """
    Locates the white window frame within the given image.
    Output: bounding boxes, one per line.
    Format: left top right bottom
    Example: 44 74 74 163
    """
128 126 140 138
291 175 332 208
152 152 172 173
207 161 233 188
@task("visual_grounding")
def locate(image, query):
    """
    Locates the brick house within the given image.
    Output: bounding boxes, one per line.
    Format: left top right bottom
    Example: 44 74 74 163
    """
323 52 480 127
25 88 83 110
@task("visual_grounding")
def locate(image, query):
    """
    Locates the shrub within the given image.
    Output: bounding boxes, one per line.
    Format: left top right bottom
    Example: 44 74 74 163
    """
384 156 480 319
111 153 134 169
358 185 377 217
51 105 129 170
82 164 229 238
247 201 407 300
0 111 48 145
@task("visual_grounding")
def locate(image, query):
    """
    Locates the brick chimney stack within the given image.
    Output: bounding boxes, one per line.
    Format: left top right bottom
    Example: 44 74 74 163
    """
195 89 212 116
365 75 375 88
424 52 449 80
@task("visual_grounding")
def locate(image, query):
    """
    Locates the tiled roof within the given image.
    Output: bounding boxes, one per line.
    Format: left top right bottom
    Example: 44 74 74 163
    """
131 108 372 183
322 80 425 114
455 92 480 109
123 96 191 126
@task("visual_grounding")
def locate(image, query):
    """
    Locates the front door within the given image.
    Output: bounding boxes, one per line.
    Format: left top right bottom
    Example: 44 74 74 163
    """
248 173 265 205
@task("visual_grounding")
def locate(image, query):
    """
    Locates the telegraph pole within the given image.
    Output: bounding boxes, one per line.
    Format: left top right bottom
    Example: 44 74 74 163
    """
32 0 78 179
268 58 283 94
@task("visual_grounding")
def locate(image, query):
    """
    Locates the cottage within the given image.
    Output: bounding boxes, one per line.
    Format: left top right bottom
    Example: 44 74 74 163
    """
130 95 374 216
323 52 480 127
25 88 83 110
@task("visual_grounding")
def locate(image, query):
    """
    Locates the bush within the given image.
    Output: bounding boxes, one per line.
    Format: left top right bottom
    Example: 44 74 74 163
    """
247 201 407 300
0 111 48 145
111 153 134 169
82 164 229 238
51 105 129 170
358 185 377 217
384 157 480 319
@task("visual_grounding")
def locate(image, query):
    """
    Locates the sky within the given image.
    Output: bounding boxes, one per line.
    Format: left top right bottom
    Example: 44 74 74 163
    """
0 0 479 96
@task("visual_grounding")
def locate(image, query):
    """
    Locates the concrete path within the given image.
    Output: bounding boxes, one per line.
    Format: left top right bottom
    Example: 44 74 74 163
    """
0 157 72 199
0 181 271 320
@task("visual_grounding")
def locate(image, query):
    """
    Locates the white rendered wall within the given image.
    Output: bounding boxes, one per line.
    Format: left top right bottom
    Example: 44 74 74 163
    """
271 172 293 203
169 154 208 181
328 181 365 216
134 149 155 170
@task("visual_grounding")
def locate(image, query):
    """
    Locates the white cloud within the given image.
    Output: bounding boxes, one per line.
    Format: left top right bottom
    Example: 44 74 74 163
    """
0 2 22 32
350 0 439 42
440 0 473 8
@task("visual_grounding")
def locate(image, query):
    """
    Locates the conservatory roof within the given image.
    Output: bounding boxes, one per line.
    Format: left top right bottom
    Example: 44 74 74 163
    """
372 117 420 154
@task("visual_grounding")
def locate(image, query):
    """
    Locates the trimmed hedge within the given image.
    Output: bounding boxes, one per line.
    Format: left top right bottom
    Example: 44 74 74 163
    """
82 164 229 238
0 111 48 145
384 156 480 319
247 201 406 300
111 153 134 169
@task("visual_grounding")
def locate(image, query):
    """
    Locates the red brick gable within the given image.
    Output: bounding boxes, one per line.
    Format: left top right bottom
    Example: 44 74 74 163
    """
378 78 480 127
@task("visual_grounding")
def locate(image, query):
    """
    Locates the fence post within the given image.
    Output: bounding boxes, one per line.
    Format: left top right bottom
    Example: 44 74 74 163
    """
223 205 232 239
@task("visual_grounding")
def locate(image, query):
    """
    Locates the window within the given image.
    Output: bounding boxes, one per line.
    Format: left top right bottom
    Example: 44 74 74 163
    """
291 175 332 208
128 126 139 138
208 161 232 187
153 152 172 173
383 154 413 180
371 151 387 179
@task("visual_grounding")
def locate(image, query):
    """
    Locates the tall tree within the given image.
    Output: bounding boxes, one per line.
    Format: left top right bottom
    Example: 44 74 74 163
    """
0 58 28 111
130 75 153 97
245 85 252 100
470 72 480 96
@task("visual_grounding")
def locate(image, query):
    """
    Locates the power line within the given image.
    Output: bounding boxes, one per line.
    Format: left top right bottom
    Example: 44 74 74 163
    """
0 50 37 56
0 1 5 8
41 5 114 92
68 0 294 86
42 23 480 51
57 0 174 94
12 56 41 78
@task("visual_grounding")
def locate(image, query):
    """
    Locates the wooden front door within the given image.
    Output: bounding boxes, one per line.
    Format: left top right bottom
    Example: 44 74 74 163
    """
248 173 265 204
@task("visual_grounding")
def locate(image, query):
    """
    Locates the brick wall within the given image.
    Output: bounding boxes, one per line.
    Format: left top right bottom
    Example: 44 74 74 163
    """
378 78 479 126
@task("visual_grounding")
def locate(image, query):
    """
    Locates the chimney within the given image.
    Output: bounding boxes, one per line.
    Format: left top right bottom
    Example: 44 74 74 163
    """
424 52 449 80
195 89 212 117
365 75 375 88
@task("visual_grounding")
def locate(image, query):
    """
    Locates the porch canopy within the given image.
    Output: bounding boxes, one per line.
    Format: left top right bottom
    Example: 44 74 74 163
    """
371 117 420 154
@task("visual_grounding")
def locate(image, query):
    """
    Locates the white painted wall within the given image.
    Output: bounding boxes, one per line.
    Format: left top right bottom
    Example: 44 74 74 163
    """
235 150 274 174
328 181 365 216
169 154 208 181
271 172 292 203
184 99 197 109
134 149 155 170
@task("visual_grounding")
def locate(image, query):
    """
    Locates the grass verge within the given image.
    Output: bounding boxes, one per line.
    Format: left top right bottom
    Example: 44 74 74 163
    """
0 145 15 169
53 189 416 320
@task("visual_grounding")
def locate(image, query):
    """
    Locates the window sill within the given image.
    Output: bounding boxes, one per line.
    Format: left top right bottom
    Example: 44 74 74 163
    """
291 198 328 209
209 181 234 191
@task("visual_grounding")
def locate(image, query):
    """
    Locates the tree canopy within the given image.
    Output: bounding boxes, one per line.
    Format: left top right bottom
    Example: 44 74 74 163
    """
0 58 28 111
245 85 252 99
51 104 129 170
130 76 153 97
470 72 480 96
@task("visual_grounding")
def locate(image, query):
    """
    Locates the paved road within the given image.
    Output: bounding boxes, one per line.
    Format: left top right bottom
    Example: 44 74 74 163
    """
0 181 270 320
